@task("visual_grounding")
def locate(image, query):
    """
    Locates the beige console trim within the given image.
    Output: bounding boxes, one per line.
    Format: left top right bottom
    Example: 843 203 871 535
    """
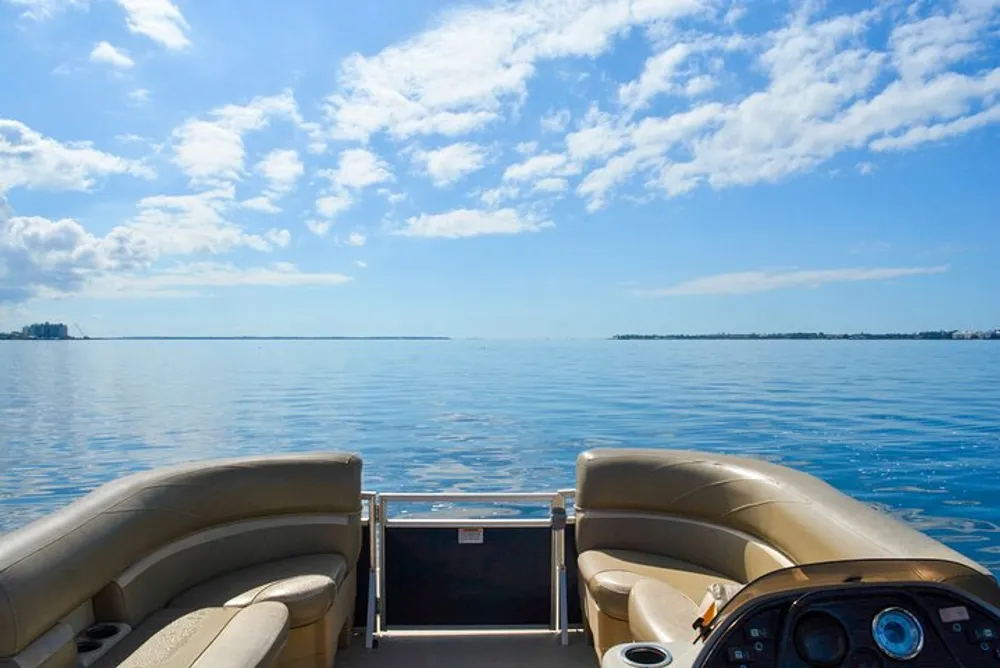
117 514 353 589
576 509 796 568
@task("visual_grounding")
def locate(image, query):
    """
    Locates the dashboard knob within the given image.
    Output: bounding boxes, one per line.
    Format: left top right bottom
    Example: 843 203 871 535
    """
794 611 849 667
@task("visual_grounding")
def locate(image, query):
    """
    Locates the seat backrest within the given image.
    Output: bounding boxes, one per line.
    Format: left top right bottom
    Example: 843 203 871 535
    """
0 453 362 659
574 448 990 584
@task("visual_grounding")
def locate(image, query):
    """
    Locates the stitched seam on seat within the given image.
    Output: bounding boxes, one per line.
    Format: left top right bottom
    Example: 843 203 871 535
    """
187 611 238 666
667 476 790 507
578 510 796 566
117 516 353 588
726 502 895 558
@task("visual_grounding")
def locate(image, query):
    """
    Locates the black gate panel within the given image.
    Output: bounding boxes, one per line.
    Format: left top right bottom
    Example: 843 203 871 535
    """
384 526 553 626
352 525 371 629
565 527 582 625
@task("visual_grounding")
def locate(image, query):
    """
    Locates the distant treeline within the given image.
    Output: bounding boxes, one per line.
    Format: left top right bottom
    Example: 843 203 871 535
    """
612 330 1000 341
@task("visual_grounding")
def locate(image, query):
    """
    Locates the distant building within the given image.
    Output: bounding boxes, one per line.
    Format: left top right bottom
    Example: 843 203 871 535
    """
21 322 70 339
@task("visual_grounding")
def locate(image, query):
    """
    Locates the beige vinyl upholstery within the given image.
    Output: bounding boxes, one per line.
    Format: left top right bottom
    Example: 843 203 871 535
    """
91 603 289 668
574 448 993 658
0 453 362 668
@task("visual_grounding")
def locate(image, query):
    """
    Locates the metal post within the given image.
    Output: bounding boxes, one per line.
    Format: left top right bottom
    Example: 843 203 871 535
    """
365 492 377 649
377 494 388 635
551 493 569 645
558 488 575 645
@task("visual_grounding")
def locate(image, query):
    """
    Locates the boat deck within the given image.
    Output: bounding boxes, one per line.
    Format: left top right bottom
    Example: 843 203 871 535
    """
338 630 597 668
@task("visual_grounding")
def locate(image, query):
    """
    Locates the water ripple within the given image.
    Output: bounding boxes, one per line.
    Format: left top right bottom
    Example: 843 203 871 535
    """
1 340 999 573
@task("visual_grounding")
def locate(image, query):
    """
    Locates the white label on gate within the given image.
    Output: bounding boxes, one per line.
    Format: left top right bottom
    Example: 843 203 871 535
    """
458 527 484 544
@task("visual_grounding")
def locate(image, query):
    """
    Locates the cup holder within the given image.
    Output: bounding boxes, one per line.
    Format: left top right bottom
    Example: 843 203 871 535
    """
620 643 672 667
84 624 120 640
76 639 102 653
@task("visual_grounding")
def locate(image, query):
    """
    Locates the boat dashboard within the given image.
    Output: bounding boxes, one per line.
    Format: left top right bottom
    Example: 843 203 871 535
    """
695 581 1000 668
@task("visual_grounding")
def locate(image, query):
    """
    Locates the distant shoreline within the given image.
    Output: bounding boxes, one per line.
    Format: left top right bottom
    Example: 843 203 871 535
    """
612 331 999 341
0 336 452 341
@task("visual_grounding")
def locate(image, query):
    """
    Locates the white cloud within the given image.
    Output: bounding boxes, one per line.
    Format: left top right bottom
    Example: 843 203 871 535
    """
566 106 625 163
6 0 85 21
576 102 724 210
533 177 568 193
1 205 105 302
889 9 988 81
265 228 290 247
870 104 1000 151
104 187 288 263
2 191 295 302
315 193 352 219
503 152 576 181
171 91 309 187
90 41 134 69
256 149 303 197
480 185 519 207
856 161 876 175
345 231 366 247
383 190 407 204
311 149 388 222
242 196 281 213
306 219 331 237
355 260 368 268
323 0 710 142
128 88 151 104
396 208 552 238
411 142 487 186
117 0 190 50
322 148 392 190
724 4 746 25
684 74 715 96
0 119 153 193
516 141 539 155
540 109 571 133
89 262 352 298
645 266 949 296
618 44 691 111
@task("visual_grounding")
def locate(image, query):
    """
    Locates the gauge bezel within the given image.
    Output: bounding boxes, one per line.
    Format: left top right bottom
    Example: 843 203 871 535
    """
871 606 924 660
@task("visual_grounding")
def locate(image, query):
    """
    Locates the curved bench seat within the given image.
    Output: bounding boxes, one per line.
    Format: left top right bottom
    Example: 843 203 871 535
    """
92 602 289 668
574 448 993 659
0 453 362 668
578 549 735 622
169 554 348 628
628 578 701 645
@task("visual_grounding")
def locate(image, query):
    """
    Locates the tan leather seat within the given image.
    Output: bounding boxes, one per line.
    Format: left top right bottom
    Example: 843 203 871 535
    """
628 578 700 644
92 602 289 668
0 453 362 668
574 448 995 659
169 554 347 628
578 549 735 621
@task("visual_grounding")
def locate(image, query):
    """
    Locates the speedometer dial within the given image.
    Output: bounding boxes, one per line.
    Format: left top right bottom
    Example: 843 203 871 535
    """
872 607 924 660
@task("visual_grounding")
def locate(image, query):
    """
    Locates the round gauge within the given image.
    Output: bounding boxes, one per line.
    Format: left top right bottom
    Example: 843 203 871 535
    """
872 607 924 660
794 611 849 667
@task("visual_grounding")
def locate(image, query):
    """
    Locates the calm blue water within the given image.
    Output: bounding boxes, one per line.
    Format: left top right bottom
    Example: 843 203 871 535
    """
1 340 999 572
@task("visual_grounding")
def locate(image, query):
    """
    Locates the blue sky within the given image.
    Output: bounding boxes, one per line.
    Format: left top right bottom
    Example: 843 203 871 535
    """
0 0 997 338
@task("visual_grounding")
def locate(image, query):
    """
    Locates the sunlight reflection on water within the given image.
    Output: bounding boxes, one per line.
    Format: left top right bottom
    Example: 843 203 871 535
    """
1 339 998 572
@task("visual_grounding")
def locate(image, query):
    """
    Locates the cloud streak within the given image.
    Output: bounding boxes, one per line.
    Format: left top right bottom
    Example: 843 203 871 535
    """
86 262 352 299
645 266 949 296
118 0 191 50
396 208 552 239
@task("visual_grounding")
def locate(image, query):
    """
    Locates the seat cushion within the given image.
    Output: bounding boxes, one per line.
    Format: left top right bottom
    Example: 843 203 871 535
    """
578 549 736 621
92 602 288 668
628 577 700 644
169 554 347 628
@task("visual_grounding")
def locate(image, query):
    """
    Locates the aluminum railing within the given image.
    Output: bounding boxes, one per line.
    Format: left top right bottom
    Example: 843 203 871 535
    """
362 489 576 647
